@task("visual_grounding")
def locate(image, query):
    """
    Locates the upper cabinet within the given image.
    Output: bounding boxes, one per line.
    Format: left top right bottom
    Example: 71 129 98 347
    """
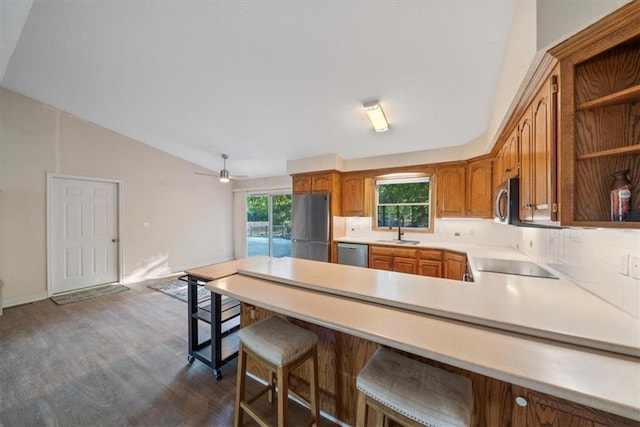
519 73 559 222
495 128 519 187
436 165 466 217
437 162 492 218
466 159 493 218
292 175 312 195
551 3 640 228
293 171 341 198
341 174 371 217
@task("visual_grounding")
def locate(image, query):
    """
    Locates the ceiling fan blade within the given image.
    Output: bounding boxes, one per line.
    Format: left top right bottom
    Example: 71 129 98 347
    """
194 172 217 177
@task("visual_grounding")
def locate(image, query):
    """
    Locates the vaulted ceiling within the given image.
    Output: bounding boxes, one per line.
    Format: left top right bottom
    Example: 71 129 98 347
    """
1 1 516 179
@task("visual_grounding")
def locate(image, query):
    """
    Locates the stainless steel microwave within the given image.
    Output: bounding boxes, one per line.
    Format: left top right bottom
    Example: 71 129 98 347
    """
494 177 520 225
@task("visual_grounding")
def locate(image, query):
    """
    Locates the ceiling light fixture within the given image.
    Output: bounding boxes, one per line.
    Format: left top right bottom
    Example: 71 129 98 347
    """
219 154 230 183
363 100 389 132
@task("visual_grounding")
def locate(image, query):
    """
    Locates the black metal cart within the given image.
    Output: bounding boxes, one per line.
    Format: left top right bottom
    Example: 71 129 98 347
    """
184 274 241 380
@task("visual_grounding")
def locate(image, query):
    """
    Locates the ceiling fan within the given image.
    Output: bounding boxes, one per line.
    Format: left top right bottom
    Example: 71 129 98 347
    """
194 154 248 181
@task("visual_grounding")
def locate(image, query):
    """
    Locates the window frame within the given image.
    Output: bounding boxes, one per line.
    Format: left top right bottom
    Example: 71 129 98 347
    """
373 174 434 233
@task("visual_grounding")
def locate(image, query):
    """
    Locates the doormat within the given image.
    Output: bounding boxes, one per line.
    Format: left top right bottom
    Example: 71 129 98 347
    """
50 284 130 305
146 278 210 303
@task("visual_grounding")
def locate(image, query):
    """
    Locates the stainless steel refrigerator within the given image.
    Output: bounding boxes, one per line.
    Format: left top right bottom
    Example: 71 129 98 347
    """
291 193 330 262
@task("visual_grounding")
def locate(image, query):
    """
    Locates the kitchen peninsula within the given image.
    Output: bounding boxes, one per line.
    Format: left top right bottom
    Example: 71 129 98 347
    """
205 255 640 426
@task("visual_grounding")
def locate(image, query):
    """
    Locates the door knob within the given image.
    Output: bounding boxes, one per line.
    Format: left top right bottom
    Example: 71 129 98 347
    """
112 238 119 243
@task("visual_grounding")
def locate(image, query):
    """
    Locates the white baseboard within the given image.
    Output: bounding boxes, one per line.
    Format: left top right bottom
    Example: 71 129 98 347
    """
3 291 49 309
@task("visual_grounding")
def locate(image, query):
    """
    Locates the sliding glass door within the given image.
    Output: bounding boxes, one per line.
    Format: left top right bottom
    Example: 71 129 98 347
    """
246 193 292 257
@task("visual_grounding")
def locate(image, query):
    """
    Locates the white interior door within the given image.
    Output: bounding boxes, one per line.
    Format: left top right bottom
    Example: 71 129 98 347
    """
50 177 119 294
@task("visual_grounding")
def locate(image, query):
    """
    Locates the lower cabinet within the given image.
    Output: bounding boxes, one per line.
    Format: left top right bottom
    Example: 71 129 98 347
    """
369 254 392 271
418 259 443 278
368 246 419 274
392 256 418 274
417 248 444 278
511 385 637 427
443 251 467 281
369 245 464 280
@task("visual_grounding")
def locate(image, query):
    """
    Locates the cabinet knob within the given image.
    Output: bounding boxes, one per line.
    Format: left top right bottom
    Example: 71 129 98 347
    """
504 168 511 173
515 396 528 407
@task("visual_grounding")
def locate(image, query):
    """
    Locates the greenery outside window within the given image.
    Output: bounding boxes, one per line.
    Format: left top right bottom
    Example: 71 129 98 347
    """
376 176 431 231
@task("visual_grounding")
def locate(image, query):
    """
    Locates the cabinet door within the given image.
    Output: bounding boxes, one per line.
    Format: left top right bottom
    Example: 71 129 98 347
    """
511 385 637 427
504 131 519 180
466 159 493 218
342 175 365 216
437 166 466 217
531 76 558 221
392 256 418 274
369 254 393 271
494 129 519 190
293 176 312 195
519 110 534 221
418 260 442 278
418 249 443 261
443 251 466 281
312 174 332 193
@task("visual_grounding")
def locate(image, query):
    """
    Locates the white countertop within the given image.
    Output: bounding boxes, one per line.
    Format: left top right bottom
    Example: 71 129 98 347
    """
238 251 640 357
205 272 640 421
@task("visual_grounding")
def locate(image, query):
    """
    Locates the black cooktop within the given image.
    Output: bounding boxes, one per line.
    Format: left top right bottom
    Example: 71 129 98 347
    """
474 258 558 279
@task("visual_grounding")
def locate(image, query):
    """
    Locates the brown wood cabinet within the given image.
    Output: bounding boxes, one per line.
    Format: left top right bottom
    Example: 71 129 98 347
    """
551 5 640 228
369 246 448 278
511 385 637 427
293 171 341 196
417 248 443 278
437 165 466 217
369 254 393 271
368 245 419 274
466 159 493 218
443 250 467 281
519 74 558 222
495 128 520 187
341 174 366 216
292 175 312 195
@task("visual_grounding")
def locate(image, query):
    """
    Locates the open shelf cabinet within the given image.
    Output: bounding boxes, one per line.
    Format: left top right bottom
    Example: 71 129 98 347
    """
554 7 640 228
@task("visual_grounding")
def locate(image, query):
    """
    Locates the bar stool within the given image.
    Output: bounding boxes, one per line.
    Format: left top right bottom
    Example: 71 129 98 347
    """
234 315 321 427
356 347 473 427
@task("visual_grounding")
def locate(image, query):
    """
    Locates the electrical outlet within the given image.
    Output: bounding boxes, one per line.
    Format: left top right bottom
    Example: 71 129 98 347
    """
631 256 640 280
619 253 629 276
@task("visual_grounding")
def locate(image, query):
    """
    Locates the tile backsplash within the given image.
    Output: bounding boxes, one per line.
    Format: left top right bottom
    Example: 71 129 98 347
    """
514 226 640 318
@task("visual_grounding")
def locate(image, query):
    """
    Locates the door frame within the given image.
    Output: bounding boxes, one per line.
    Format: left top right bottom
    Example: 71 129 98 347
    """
46 173 124 296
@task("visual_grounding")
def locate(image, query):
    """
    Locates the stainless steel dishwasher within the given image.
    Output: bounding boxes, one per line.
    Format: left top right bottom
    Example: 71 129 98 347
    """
337 243 368 267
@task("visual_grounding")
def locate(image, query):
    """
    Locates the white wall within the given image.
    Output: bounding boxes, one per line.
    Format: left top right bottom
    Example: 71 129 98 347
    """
0 87 234 307
484 0 538 152
536 0 631 50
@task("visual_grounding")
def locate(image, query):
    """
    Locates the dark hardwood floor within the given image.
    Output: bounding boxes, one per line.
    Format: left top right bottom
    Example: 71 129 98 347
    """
0 280 337 426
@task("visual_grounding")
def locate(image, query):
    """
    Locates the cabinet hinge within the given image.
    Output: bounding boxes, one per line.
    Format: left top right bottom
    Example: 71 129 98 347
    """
552 203 558 213
552 83 558 94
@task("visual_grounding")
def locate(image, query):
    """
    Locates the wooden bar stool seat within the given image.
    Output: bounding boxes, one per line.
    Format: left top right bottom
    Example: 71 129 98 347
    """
234 315 321 427
356 347 473 427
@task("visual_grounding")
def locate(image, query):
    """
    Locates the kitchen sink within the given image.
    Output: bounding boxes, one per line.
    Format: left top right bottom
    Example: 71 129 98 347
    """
375 239 421 245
